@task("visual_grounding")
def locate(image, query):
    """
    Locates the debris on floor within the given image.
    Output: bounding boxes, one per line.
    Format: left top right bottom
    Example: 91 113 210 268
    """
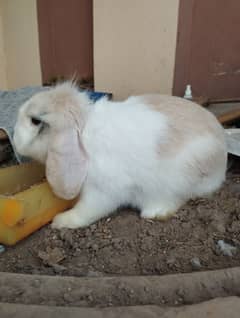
0 170 239 276
190 257 202 270
217 240 237 257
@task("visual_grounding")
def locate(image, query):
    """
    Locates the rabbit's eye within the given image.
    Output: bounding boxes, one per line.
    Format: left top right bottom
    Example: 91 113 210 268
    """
31 117 42 126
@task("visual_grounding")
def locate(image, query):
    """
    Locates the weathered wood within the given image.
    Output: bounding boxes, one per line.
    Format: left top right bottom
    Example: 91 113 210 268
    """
0 129 8 140
217 109 240 124
209 97 240 104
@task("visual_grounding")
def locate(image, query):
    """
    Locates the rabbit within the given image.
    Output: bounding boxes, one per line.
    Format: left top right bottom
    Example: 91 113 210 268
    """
13 82 227 229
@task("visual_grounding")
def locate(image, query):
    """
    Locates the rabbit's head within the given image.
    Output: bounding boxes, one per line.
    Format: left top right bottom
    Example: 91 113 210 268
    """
13 82 91 199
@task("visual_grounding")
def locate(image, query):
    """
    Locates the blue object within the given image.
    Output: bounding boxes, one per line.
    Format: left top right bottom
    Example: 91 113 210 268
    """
84 90 112 102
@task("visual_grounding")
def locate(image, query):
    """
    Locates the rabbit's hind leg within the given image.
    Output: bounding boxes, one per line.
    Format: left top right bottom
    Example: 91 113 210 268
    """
140 200 182 221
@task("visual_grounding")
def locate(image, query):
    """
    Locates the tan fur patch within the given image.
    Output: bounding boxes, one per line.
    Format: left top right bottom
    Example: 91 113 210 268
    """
153 210 177 221
139 94 225 156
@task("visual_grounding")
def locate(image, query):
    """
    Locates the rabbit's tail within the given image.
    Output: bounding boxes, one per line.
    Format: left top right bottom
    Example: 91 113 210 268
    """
225 128 240 156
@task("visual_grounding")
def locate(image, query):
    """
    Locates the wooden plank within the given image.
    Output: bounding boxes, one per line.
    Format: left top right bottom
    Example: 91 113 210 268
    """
173 0 195 96
209 97 240 104
217 109 240 124
192 96 240 123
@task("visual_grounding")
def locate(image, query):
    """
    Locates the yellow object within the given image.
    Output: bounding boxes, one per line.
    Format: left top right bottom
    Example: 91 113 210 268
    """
0 162 75 245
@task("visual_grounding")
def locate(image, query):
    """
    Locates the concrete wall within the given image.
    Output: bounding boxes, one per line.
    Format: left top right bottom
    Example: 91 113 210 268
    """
0 0 42 89
93 0 179 100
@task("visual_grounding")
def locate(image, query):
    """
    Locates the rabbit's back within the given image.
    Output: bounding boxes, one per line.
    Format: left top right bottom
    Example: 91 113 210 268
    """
132 94 226 150
83 95 227 209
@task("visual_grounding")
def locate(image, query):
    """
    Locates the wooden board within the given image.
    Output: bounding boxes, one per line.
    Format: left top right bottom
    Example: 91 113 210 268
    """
217 109 240 124
193 97 240 124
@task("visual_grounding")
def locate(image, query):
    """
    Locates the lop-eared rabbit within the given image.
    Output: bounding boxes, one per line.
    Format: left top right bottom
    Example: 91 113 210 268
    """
13 83 227 229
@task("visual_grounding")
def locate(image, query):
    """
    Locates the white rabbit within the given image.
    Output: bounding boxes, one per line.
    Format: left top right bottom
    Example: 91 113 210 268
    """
13 82 227 229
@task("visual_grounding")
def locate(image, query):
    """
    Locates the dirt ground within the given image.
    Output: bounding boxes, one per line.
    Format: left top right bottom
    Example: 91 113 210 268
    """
0 157 240 277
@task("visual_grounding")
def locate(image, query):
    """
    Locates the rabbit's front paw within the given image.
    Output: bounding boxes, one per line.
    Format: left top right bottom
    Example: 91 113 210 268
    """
51 209 88 229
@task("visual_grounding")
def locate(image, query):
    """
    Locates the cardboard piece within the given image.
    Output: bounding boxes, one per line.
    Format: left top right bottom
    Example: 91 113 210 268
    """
0 162 75 245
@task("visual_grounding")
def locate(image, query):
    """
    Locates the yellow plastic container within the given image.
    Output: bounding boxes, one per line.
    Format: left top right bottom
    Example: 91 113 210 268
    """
0 162 75 245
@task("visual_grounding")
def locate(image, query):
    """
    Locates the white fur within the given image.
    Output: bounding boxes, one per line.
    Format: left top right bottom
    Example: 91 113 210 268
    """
13 83 227 229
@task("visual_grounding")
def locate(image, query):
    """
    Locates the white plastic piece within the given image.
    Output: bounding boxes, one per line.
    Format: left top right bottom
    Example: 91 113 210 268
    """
184 84 192 100
224 128 240 156
217 240 237 257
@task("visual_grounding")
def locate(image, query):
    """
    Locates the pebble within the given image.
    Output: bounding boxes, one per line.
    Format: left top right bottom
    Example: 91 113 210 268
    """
52 264 67 273
217 240 237 257
0 245 5 253
190 257 202 269
38 247 65 265
92 244 99 251
166 257 176 267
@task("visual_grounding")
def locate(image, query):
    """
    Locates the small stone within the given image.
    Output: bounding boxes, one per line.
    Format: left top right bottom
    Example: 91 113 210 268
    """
59 228 68 240
38 247 65 265
191 257 202 269
161 297 166 304
92 244 99 251
0 245 5 253
87 294 93 302
63 293 72 302
32 279 41 287
37 251 48 263
52 264 67 273
143 286 150 292
217 240 237 257
89 224 97 231
166 257 176 267
176 288 185 297
86 242 92 249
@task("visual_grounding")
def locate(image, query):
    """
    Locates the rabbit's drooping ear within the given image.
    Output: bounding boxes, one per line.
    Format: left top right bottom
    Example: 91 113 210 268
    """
46 128 87 200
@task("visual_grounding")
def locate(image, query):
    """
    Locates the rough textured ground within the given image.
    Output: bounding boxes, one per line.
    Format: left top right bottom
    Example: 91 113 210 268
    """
1 297 240 318
1 268 240 307
0 163 240 277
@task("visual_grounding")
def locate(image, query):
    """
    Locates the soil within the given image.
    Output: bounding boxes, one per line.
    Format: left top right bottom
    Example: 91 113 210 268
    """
0 158 240 277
